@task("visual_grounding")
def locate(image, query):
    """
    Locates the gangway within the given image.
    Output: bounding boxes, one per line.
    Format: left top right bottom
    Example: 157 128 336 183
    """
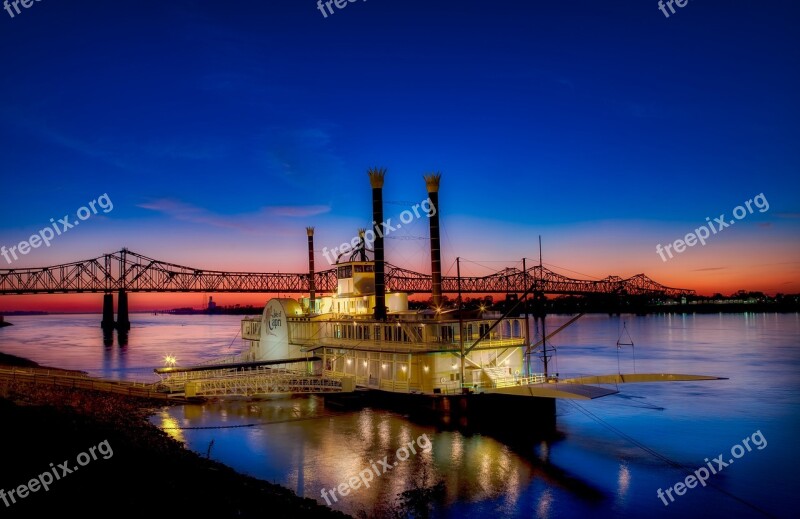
158 367 354 398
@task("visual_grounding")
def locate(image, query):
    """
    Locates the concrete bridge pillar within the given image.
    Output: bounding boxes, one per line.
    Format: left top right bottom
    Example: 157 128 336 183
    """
117 289 130 332
101 293 115 330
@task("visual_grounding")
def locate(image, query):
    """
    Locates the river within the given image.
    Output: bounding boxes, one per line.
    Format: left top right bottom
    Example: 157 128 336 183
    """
1 312 798 518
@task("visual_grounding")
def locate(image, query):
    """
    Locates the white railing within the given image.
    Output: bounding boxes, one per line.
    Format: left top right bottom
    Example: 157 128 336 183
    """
185 371 343 397
463 373 547 392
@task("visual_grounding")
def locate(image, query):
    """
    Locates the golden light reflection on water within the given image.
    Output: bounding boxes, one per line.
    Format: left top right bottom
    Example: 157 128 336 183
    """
538 440 550 462
377 416 390 450
450 433 463 463
159 410 185 443
475 442 520 503
537 488 553 518
357 408 375 444
155 396 659 517
617 462 630 500
498 445 520 508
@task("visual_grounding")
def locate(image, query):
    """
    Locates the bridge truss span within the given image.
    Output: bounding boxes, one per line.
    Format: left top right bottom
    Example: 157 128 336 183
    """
0 249 693 297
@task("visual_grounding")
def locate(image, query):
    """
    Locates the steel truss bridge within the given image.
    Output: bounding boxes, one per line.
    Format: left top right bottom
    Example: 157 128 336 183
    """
0 249 693 298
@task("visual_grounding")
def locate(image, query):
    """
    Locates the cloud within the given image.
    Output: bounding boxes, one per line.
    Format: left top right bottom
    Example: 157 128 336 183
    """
267 205 331 217
138 199 252 231
34 126 135 171
138 198 331 230
143 141 228 161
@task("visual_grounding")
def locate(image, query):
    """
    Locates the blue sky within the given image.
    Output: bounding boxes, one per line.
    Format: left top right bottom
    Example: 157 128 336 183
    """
1 0 798 306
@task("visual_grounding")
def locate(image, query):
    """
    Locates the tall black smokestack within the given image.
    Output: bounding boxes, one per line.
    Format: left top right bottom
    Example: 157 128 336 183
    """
306 226 315 314
369 167 387 320
424 172 442 308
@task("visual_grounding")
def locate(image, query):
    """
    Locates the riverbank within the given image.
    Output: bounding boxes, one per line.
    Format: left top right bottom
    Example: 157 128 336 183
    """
0 351 38 367
0 354 349 518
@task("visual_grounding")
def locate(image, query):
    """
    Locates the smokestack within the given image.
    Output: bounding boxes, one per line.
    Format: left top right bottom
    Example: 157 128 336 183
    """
369 167 387 320
306 226 315 314
424 172 442 308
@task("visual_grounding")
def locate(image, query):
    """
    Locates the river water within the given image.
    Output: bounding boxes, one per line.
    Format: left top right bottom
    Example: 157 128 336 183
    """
1 312 798 518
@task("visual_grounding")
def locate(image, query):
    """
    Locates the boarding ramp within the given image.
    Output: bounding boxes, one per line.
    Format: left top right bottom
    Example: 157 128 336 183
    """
176 369 353 398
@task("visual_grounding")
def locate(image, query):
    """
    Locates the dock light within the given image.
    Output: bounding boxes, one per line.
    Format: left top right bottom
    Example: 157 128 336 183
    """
423 365 429 372
164 355 177 367
479 305 486 312
346 358 352 365
401 365 407 372
363 360 368 367
382 364 387 369
451 363 458 370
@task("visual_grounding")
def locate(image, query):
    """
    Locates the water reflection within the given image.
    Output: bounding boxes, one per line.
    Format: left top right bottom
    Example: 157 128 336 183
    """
2 313 797 517
157 409 185 443
536 488 553 518
616 462 630 503
152 396 606 517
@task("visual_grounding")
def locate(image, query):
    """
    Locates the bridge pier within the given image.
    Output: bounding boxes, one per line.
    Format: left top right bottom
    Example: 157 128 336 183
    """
117 290 130 332
101 293 115 331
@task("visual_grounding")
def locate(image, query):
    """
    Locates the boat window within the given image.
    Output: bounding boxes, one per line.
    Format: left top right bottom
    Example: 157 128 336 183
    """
479 323 489 337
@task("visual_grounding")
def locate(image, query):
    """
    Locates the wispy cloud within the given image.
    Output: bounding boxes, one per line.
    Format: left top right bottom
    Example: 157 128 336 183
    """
267 205 330 217
138 199 252 231
35 126 136 171
138 198 331 231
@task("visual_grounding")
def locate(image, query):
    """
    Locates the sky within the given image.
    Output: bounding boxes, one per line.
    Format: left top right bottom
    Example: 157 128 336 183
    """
0 0 798 312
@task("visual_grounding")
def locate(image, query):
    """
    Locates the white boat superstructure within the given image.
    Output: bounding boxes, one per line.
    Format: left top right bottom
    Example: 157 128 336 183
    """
154 169 722 401
237 274 536 395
